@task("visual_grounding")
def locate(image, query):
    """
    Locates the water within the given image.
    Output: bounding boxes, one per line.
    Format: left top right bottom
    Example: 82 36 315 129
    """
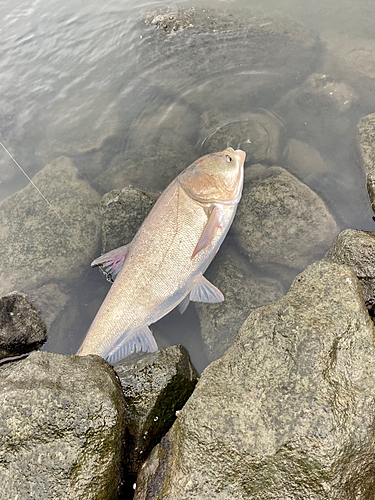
0 0 374 373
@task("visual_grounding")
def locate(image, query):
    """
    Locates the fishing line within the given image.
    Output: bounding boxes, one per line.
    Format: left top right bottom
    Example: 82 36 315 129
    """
0 139 95 261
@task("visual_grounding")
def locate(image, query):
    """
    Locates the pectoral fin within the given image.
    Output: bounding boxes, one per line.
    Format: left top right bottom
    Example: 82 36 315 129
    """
192 204 223 259
106 325 158 364
190 275 224 303
178 294 191 315
91 244 130 282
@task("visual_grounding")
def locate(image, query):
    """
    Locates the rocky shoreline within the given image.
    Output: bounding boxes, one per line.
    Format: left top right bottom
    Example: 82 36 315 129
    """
1 5 375 499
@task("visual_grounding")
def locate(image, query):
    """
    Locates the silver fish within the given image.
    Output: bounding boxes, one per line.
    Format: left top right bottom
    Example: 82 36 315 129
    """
77 147 246 363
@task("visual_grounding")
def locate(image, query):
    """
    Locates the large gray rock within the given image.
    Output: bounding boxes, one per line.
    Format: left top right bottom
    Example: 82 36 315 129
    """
233 166 339 274
195 245 284 362
273 73 359 154
115 345 198 481
95 129 197 193
326 229 375 314
0 156 101 295
27 283 69 331
99 186 158 254
0 351 125 499
321 31 375 97
138 7 320 110
0 292 47 360
200 110 285 165
134 259 375 500
356 113 375 211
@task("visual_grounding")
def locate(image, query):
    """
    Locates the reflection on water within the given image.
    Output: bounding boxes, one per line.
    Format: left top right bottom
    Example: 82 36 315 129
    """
0 0 374 372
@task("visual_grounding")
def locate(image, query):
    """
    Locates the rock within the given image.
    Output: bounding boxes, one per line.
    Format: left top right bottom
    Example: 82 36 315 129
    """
273 73 359 154
100 186 158 253
137 7 321 110
0 292 47 360
134 259 375 500
114 345 198 484
27 283 69 331
37 95 119 163
195 245 284 362
326 229 375 314
232 166 339 274
200 110 285 165
284 138 329 180
0 351 125 499
0 155 17 184
357 113 375 177
0 156 101 295
357 113 375 211
95 129 197 193
321 31 375 98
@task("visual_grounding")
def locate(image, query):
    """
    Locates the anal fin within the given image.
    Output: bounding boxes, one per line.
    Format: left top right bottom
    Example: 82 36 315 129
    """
190 275 224 304
91 244 130 282
106 325 158 365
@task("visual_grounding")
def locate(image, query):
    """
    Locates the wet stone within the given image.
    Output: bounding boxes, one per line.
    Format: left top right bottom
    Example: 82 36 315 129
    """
273 73 359 154
138 7 321 111
134 259 375 500
95 129 197 194
195 245 284 362
0 351 126 500
321 31 375 99
357 113 375 177
326 229 375 317
200 110 285 165
0 292 47 360
27 283 69 332
284 139 329 181
0 156 101 295
100 186 158 254
232 166 339 275
114 345 198 482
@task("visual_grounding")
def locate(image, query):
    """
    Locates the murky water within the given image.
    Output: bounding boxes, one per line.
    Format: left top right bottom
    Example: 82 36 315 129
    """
0 0 374 373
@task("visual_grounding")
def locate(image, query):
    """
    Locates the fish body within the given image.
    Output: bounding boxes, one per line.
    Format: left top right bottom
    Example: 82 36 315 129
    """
77 148 246 363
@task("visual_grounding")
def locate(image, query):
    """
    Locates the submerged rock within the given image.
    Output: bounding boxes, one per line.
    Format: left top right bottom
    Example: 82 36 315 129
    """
95 129 197 193
357 113 375 211
100 186 158 253
0 156 101 295
195 245 284 362
233 166 339 275
134 259 375 500
200 110 285 165
115 345 198 484
273 73 359 155
138 7 321 110
0 351 125 499
0 292 47 360
28 283 69 331
326 229 375 315
321 31 375 98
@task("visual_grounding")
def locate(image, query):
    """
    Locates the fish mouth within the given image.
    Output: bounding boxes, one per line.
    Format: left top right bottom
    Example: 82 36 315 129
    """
234 148 246 166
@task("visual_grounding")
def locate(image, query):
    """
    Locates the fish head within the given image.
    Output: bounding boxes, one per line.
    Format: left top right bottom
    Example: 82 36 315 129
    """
179 147 246 203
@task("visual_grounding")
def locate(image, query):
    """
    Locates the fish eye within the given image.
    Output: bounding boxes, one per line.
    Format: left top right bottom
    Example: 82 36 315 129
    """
225 154 233 163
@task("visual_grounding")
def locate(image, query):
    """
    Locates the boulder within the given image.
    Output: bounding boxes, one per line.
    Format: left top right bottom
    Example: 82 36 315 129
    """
233 166 339 275
321 31 375 98
137 7 321 110
273 73 359 155
134 259 375 500
0 156 101 295
94 129 197 193
27 283 69 331
115 345 198 485
99 186 158 253
200 110 285 165
356 113 375 211
0 351 125 499
326 229 375 315
0 292 47 360
195 245 284 362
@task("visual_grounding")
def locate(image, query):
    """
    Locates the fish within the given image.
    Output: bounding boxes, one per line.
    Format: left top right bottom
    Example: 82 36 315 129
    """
76 147 246 363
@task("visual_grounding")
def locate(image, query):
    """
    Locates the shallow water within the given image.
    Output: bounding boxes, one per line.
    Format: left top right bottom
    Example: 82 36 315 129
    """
0 0 374 373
